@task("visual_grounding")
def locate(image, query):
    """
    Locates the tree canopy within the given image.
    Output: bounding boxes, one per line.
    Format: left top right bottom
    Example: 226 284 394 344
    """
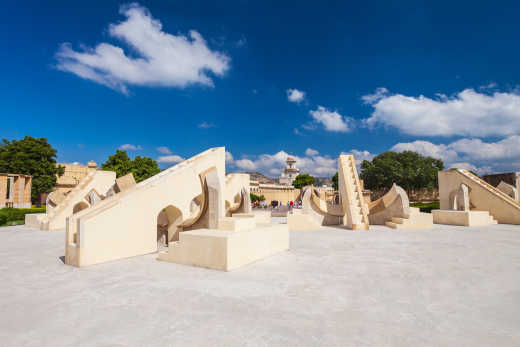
0 136 64 202
250 192 265 203
331 172 338 190
101 150 160 183
360 151 444 191
292 173 315 189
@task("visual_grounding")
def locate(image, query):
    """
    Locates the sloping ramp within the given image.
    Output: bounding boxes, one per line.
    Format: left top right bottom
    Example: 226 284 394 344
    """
439 169 520 224
287 186 343 230
368 184 432 229
25 170 116 230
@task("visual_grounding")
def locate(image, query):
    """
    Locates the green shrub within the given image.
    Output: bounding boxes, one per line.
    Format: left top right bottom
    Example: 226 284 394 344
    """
0 214 7 226
410 201 440 213
0 207 46 225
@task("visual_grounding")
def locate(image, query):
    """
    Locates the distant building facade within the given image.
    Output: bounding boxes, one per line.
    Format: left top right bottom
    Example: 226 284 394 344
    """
279 156 300 186
250 180 300 205
55 161 98 194
0 173 32 208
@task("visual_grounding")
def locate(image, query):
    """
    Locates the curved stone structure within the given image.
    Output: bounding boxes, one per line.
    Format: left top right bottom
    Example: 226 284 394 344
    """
497 181 519 202
287 186 343 230
224 173 251 216
368 183 433 229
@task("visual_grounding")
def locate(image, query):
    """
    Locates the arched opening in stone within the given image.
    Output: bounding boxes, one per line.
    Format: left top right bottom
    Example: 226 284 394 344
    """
157 205 183 248
72 201 89 214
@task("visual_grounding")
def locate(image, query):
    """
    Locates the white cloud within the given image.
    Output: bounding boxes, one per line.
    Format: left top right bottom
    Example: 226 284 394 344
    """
228 150 339 177
305 148 319 156
391 136 520 173
343 149 376 163
234 159 257 171
361 87 389 104
309 106 352 132
197 122 215 129
157 155 184 164
225 151 234 164
120 144 142 151
286 88 305 103
391 141 459 164
156 146 172 155
447 162 492 175
56 3 230 94
364 88 520 137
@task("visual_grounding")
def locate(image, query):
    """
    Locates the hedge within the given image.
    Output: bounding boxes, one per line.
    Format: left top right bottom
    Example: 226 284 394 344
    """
0 207 46 226
410 201 440 213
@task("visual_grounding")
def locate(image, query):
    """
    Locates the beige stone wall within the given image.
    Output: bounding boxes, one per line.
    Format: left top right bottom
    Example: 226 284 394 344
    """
256 187 300 205
370 188 439 202
56 163 97 193
0 175 6 207
24 177 32 204
0 174 32 208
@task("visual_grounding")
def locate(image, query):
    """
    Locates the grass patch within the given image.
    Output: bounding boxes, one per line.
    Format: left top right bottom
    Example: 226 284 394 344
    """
410 201 440 213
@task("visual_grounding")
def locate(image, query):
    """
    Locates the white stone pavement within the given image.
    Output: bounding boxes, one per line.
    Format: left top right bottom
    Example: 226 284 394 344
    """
1 224 519 346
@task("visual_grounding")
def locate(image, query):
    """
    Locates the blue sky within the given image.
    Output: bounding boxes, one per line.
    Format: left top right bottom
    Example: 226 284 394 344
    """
2 0 520 177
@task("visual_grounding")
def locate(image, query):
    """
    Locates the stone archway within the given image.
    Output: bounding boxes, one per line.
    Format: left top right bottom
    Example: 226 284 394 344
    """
72 201 89 214
157 205 183 247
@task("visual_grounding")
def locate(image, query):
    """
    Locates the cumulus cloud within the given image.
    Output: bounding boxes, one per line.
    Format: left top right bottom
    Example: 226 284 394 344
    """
309 106 353 132
226 150 339 177
56 3 230 94
157 155 185 164
286 88 306 103
197 122 215 129
225 151 234 164
364 88 520 137
391 136 520 174
120 144 142 151
156 146 172 155
391 141 459 164
361 87 389 104
305 148 319 156
234 159 256 171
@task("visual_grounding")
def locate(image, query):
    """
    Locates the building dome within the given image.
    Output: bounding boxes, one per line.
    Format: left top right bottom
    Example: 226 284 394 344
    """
87 160 98 168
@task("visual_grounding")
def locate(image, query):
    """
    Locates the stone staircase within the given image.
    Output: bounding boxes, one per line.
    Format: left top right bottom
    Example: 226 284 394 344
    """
384 207 434 229
338 155 369 230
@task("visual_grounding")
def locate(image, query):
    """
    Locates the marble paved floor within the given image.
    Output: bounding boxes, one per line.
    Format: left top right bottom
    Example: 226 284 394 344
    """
1 224 519 346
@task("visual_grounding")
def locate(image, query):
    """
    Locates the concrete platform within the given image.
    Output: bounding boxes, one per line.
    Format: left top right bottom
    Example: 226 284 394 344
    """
433 210 498 226
1 224 520 346
158 224 289 271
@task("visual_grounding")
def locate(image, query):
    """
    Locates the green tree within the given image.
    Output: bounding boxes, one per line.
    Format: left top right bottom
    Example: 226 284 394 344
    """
101 150 132 178
131 156 161 182
292 173 315 189
102 150 160 183
360 151 444 191
250 192 265 203
332 172 338 190
0 136 64 203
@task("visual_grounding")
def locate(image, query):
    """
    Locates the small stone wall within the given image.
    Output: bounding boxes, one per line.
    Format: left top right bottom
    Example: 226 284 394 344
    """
370 188 439 202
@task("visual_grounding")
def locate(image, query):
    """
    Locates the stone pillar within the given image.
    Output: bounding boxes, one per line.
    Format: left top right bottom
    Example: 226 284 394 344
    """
15 176 25 208
8 177 15 204
24 177 32 207
0 175 6 208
